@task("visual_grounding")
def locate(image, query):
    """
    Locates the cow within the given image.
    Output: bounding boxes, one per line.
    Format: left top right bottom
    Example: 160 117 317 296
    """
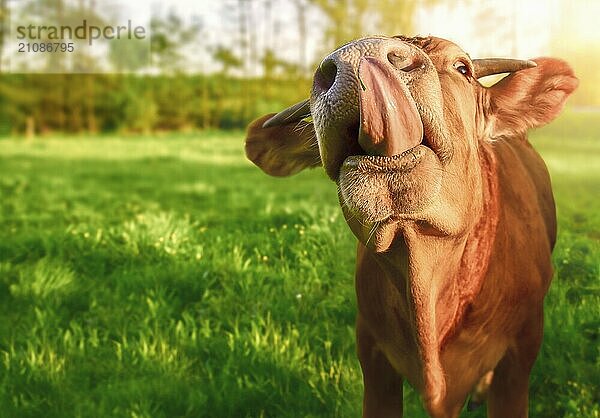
244 35 578 418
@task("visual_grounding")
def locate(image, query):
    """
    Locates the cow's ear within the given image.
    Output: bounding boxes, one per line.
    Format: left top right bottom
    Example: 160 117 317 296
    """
484 58 578 139
245 114 322 177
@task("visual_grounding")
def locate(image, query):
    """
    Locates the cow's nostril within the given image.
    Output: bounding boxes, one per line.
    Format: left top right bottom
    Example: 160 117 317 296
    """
388 52 422 72
387 52 406 68
314 58 337 93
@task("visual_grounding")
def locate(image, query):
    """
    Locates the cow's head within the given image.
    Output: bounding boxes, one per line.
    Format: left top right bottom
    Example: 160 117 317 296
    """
246 36 577 252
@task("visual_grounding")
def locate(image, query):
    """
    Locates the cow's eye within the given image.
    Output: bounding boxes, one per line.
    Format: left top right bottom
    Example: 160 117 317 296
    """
453 61 470 77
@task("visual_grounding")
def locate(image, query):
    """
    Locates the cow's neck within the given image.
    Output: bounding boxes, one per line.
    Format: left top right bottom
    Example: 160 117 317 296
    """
439 146 499 348
375 145 499 404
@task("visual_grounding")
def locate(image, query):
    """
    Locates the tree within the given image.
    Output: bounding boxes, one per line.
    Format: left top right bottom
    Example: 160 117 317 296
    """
150 10 202 73
212 46 243 77
293 0 309 72
309 0 441 52
0 0 7 72
308 0 358 49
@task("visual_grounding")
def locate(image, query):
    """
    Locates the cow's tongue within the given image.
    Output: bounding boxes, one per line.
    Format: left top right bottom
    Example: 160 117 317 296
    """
358 56 423 157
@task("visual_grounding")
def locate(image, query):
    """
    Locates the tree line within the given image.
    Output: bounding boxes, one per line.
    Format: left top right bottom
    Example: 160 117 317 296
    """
0 0 443 135
0 0 596 136
0 73 311 135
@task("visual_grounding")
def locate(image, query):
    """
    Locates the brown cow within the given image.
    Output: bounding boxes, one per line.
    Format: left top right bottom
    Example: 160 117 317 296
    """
244 36 578 418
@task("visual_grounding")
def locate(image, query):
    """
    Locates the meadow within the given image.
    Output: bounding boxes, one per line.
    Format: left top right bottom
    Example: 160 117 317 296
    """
0 112 598 418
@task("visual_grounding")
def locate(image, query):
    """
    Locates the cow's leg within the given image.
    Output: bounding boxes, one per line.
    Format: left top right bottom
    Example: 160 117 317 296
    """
487 311 544 418
357 316 403 418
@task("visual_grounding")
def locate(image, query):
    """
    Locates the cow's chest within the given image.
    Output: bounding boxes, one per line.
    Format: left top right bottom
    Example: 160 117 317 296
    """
355 245 506 393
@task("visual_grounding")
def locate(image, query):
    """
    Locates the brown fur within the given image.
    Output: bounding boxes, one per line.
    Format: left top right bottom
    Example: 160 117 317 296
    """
245 117 320 176
244 36 577 417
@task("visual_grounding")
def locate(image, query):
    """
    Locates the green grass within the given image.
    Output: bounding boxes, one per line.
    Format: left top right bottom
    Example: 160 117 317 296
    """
0 112 598 418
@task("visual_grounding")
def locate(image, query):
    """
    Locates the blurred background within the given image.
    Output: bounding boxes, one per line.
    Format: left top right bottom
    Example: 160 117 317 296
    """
0 1 598 418
0 0 598 135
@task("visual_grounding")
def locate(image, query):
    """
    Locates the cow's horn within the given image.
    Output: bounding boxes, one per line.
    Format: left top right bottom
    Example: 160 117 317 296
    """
473 58 537 79
262 99 311 128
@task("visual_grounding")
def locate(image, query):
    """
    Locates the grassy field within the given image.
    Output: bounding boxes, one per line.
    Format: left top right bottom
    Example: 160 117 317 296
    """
0 112 598 418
